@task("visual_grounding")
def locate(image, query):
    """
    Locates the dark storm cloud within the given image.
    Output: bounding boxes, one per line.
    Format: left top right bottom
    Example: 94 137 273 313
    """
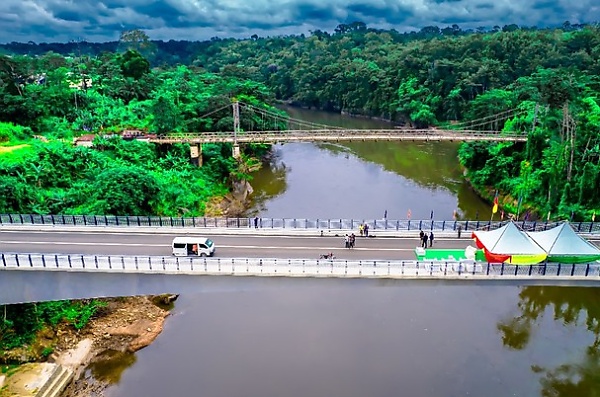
0 0 598 43
346 2 415 22
134 2 186 22
291 3 339 21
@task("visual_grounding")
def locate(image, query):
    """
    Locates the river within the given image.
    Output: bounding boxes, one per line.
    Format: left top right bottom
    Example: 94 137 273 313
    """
246 106 493 220
97 108 600 397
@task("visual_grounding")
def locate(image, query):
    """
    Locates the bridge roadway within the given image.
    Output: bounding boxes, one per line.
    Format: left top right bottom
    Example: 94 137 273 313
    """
146 129 527 144
2 228 600 305
0 228 470 260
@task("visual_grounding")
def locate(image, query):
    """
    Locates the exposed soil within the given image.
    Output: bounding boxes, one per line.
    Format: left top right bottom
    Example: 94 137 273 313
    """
56 295 174 397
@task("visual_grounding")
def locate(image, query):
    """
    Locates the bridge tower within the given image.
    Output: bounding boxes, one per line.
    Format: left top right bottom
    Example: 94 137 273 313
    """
190 144 202 167
232 99 241 159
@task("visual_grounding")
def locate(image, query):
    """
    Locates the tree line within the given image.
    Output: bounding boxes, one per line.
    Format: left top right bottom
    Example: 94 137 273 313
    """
1 23 599 219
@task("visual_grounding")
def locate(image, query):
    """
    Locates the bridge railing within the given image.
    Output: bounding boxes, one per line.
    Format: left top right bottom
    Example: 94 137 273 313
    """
146 129 527 143
1 214 599 234
2 253 600 279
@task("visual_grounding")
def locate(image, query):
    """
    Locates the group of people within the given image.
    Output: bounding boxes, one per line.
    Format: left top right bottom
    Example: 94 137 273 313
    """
358 223 370 237
344 233 356 248
419 230 434 248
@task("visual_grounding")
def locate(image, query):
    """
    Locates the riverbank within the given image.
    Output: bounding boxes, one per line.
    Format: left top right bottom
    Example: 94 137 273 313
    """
0 295 174 397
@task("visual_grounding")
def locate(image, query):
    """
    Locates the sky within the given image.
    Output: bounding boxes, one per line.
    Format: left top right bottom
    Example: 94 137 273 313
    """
1 0 599 44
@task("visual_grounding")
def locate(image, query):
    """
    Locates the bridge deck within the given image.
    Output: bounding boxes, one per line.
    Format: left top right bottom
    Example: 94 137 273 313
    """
145 129 527 144
3 253 599 283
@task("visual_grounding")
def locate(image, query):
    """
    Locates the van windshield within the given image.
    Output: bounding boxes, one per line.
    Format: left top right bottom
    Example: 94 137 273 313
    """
206 239 214 247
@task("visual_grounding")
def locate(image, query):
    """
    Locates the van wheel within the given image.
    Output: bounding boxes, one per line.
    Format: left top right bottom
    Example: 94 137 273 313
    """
200 253 207 257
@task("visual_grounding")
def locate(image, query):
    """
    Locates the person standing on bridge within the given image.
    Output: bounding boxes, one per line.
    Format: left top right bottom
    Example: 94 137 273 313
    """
254 216 259 229
429 232 434 247
422 232 428 248
364 224 369 237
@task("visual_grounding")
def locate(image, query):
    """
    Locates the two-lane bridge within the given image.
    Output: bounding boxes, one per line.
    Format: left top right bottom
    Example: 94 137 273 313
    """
2 226 600 304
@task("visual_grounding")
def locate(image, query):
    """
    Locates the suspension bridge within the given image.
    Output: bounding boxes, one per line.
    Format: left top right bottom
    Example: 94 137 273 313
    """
145 101 530 145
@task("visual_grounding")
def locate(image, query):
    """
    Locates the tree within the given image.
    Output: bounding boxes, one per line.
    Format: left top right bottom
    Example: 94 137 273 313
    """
118 29 156 59
151 95 182 135
119 50 150 80
81 166 159 215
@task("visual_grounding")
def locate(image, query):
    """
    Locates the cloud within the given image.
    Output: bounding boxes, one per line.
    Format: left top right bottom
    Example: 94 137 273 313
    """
0 0 598 43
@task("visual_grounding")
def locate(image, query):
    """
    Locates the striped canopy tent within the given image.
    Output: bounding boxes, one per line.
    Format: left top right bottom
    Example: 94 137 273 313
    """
471 222 547 265
527 223 600 264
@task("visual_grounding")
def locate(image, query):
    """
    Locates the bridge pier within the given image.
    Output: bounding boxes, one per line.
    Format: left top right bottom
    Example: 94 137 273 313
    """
190 144 202 167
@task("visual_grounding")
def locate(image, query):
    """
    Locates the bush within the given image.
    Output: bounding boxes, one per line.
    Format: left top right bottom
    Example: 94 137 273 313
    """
0 122 34 143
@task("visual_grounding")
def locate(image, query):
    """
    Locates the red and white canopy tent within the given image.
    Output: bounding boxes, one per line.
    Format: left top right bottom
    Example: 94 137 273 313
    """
471 222 547 265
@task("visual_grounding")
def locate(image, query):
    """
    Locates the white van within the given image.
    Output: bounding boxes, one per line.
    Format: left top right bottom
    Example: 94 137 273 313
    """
172 237 216 257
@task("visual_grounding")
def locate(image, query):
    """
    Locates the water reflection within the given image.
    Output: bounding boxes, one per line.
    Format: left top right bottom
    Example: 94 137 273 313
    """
247 141 492 220
498 286 600 396
246 150 288 216
88 350 137 384
246 106 493 220
319 141 463 190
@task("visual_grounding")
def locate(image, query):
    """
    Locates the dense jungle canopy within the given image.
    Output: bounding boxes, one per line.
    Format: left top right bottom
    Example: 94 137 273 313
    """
0 22 599 220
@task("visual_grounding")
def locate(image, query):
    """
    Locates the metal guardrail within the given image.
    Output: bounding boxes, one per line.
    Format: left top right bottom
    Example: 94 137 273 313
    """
2 253 600 280
1 214 599 234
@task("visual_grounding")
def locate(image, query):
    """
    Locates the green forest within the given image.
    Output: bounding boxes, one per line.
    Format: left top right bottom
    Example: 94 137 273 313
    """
0 46 276 216
1 21 600 359
1 23 599 220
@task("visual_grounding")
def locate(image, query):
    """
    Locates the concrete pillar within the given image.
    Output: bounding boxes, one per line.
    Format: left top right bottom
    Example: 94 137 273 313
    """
190 144 202 167
232 144 240 159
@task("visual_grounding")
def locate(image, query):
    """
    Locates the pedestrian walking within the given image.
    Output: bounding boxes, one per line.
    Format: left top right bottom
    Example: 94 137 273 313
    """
364 224 369 237
429 232 434 247
419 230 424 242
422 232 428 248
345 234 350 249
350 233 356 248
254 216 258 229
359 223 364 237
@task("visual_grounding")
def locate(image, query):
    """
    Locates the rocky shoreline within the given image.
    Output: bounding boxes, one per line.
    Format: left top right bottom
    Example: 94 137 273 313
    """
61 295 176 397
1 295 175 397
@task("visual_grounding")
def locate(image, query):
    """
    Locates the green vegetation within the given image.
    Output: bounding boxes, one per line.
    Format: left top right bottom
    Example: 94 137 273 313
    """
0 300 106 351
1 23 600 353
2 24 600 219
0 35 280 355
0 44 280 216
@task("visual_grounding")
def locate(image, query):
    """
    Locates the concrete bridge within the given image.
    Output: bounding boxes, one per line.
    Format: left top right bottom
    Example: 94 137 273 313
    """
1 226 600 304
2 252 600 305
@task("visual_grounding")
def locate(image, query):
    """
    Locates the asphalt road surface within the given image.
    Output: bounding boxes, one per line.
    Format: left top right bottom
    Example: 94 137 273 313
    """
2 230 599 261
1 229 481 261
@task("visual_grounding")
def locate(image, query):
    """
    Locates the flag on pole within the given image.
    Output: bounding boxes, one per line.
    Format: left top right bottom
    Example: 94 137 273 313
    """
492 191 499 214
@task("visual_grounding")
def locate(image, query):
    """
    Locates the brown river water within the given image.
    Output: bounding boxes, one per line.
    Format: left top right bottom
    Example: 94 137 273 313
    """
94 107 600 397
